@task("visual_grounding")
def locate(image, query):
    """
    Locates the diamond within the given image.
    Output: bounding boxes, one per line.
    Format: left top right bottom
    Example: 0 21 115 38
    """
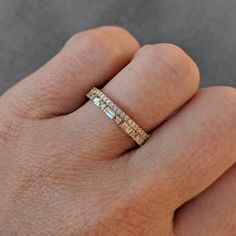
115 116 122 124
93 97 101 106
124 116 129 121
100 103 106 110
120 122 133 134
105 107 116 119
112 105 118 111
120 112 125 118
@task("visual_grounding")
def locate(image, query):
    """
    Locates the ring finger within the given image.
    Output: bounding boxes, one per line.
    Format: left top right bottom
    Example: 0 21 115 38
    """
60 44 200 159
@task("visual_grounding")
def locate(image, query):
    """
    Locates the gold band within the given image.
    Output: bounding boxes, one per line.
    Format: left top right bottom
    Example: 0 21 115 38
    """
86 87 150 146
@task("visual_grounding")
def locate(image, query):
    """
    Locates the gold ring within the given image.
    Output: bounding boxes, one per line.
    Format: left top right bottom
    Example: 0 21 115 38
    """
86 87 150 146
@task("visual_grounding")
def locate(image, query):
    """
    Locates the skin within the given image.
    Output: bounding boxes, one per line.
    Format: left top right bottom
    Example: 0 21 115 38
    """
0 26 235 236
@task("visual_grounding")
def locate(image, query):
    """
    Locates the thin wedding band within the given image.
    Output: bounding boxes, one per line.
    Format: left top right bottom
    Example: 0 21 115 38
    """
86 87 150 146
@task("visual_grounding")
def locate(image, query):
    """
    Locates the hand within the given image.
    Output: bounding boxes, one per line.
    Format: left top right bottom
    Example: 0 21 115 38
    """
0 26 235 236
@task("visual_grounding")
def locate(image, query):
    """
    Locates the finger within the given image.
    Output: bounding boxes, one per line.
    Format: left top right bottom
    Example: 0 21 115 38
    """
129 86 236 211
64 44 199 159
174 164 236 236
0 26 139 119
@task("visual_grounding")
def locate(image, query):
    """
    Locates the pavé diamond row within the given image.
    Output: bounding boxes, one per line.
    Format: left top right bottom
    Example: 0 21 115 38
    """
86 87 150 146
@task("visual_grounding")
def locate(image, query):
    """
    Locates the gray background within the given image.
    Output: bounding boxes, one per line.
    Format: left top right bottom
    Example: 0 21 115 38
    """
0 0 236 94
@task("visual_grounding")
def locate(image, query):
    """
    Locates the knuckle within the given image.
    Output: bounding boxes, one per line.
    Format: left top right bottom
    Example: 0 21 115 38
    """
99 25 134 38
212 86 236 102
139 43 190 63
65 27 133 59
137 43 200 86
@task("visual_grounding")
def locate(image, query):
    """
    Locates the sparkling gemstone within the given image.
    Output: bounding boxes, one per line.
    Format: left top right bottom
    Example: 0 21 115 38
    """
106 99 110 105
105 107 116 119
120 122 133 134
93 97 101 106
116 109 121 115
100 103 106 110
124 116 129 121
120 112 125 118
115 116 122 124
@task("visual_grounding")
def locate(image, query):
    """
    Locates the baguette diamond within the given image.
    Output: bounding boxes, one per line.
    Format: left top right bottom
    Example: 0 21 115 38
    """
120 122 133 134
105 107 116 119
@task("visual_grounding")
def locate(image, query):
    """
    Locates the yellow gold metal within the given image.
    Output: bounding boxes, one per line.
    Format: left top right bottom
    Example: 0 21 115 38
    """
86 87 150 146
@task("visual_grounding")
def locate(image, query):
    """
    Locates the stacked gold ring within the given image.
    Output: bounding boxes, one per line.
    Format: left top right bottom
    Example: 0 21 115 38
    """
87 87 150 146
